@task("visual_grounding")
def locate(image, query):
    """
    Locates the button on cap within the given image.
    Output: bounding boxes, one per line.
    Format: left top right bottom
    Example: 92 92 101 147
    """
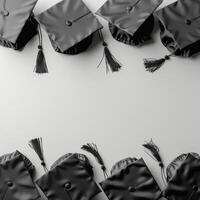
185 19 191 25
66 20 72 26
64 182 71 190
128 186 135 192
7 181 13 187
1 10 9 16
193 185 198 191
126 6 133 12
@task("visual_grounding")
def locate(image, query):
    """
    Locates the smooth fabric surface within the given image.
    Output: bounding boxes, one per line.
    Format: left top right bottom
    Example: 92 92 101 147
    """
100 158 161 200
166 153 200 181
163 154 200 200
0 151 40 200
156 0 200 57
36 0 103 54
36 153 101 200
0 0 38 50
108 15 154 46
96 0 162 36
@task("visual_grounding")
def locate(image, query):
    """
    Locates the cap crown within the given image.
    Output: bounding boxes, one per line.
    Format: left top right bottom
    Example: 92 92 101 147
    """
96 0 162 36
36 0 102 52
157 0 200 49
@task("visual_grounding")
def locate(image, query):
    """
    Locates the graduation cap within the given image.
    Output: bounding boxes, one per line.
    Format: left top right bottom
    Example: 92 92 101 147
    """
0 0 38 50
0 151 40 200
96 0 163 46
101 158 162 200
0 0 48 74
81 143 162 200
35 0 123 73
29 138 101 200
163 153 200 200
144 0 200 72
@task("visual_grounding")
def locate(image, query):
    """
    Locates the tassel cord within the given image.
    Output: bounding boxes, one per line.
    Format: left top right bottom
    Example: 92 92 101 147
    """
143 139 167 186
34 23 48 74
38 24 43 48
81 143 108 179
161 167 167 186
97 30 122 72
29 138 48 172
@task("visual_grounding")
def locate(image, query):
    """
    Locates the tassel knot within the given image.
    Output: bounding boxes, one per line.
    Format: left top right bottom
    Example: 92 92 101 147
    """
102 42 107 47
164 55 170 60
98 30 122 73
143 139 167 186
144 54 173 73
81 143 108 179
38 45 42 50
29 138 48 172
41 161 45 166
101 165 106 171
159 162 164 168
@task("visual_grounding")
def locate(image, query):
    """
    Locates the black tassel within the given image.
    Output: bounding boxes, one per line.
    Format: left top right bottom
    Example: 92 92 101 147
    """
98 30 122 73
144 54 172 73
81 143 108 178
35 45 48 73
29 138 48 172
143 139 167 185
34 23 48 74
103 42 122 72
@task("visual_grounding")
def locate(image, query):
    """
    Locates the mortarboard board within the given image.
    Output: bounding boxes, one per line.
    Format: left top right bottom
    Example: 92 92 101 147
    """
36 153 101 200
36 0 103 55
100 157 162 200
96 0 163 46
0 0 38 50
144 0 200 72
0 151 40 200
163 153 200 200
29 138 101 200
35 0 123 73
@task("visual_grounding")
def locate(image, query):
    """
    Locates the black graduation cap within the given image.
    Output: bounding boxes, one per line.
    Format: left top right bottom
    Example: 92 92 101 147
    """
29 138 101 200
163 153 200 200
100 157 162 200
0 0 38 50
81 143 162 200
0 151 40 200
144 0 200 72
36 153 101 200
96 0 163 46
35 0 123 73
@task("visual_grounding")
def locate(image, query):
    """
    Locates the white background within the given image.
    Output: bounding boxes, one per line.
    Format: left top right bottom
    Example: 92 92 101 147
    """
0 0 200 197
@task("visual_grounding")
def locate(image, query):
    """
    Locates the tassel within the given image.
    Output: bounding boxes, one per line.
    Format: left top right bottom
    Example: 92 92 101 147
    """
34 23 48 74
144 54 172 73
103 42 122 72
35 45 48 73
98 30 122 73
29 138 48 172
143 139 167 186
81 143 108 178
